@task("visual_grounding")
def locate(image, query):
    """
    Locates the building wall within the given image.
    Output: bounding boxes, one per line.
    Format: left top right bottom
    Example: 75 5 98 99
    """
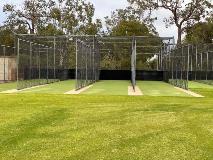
0 57 17 81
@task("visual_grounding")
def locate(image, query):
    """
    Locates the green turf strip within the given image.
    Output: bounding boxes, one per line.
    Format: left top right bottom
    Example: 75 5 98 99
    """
0 93 213 160
189 81 213 89
188 81 213 98
137 81 190 97
82 80 130 95
0 82 16 92
20 80 75 94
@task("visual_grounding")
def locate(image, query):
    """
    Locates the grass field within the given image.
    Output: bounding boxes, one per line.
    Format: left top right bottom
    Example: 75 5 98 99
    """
1 80 213 159
137 81 190 97
189 81 213 98
0 82 16 92
0 92 213 160
82 80 130 95
20 80 75 94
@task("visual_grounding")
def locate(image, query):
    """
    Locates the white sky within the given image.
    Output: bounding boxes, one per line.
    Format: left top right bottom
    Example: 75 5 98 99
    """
0 0 178 41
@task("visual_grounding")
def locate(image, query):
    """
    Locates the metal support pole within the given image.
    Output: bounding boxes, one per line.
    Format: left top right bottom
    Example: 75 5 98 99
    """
3 45 6 81
86 46 88 84
187 45 190 90
47 48 49 82
29 42 32 81
206 52 208 80
135 39 137 86
75 39 78 90
38 45 41 81
93 36 95 82
17 38 20 89
195 45 197 80
53 36 56 79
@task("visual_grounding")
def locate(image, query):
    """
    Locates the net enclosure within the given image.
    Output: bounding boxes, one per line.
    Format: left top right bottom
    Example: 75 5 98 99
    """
163 43 213 89
15 35 100 90
75 36 100 90
14 33 213 92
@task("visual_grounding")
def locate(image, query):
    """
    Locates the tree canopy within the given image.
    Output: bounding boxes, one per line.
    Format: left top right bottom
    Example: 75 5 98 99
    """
128 0 212 44
184 16 213 44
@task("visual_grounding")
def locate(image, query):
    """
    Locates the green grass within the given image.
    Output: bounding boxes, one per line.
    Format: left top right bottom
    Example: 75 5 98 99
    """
0 93 213 160
195 80 213 86
137 81 190 97
189 81 213 89
82 80 130 95
0 82 17 92
189 81 213 98
20 80 75 94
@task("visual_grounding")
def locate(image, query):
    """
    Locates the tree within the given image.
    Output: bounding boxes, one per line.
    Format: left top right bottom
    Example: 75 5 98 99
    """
105 6 157 35
128 0 212 45
3 0 99 35
184 16 213 43
3 0 49 34
78 19 103 35
48 0 97 35
110 20 151 36
0 25 28 46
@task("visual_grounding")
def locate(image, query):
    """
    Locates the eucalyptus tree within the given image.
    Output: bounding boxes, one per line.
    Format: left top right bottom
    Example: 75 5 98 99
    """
128 0 212 45
3 0 49 34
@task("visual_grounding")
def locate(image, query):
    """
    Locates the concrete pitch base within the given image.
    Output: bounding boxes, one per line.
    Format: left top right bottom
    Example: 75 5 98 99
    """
65 85 93 94
174 87 204 97
128 86 143 96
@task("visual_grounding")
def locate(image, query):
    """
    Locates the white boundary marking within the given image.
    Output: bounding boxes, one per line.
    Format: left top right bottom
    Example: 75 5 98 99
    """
65 85 93 95
174 87 204 97
128 86 143 96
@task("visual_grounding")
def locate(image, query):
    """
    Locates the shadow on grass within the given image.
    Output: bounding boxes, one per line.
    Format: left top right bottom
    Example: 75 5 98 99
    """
0 108 69 150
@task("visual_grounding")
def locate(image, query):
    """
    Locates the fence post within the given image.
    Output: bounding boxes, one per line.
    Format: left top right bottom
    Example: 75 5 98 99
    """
17 38 20 89
75 38 78 90
53 36 56 79
47 47 49 83
3 45 6 81
206 51 208 80
187 45 190 90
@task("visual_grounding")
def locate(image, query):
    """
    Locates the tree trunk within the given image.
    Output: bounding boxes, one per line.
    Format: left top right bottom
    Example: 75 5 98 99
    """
177 27 182 46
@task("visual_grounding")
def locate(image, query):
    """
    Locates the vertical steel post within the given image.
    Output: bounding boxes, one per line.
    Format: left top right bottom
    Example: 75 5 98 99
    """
187 45 190 90
195 45 197 80
75 39 78 90
29 42 32 82
38 45 41 81
17 38 20 89
3 45 6 81
47 47 49 83
206 51 208 80
53 36 56 79
93 36 95 82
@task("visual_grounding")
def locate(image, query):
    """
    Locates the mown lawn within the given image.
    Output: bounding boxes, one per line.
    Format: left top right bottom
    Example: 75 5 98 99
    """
20 80 75 94
189 81 213 98
0 89 213 160
137 81 190 97
82 80 130 95
0 82 16 92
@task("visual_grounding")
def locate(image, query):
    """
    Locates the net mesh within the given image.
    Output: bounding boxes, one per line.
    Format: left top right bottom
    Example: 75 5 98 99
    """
75 36 100 90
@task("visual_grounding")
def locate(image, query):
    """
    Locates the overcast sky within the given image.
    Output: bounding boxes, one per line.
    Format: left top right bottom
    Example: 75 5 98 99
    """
0 0 178 40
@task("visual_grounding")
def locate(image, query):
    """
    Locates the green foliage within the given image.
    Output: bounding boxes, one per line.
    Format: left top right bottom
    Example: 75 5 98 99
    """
2 0 102 35
128 0 212 44
184 18 213 44
37 24 64 36
0 25 28 46
111 20 151 36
